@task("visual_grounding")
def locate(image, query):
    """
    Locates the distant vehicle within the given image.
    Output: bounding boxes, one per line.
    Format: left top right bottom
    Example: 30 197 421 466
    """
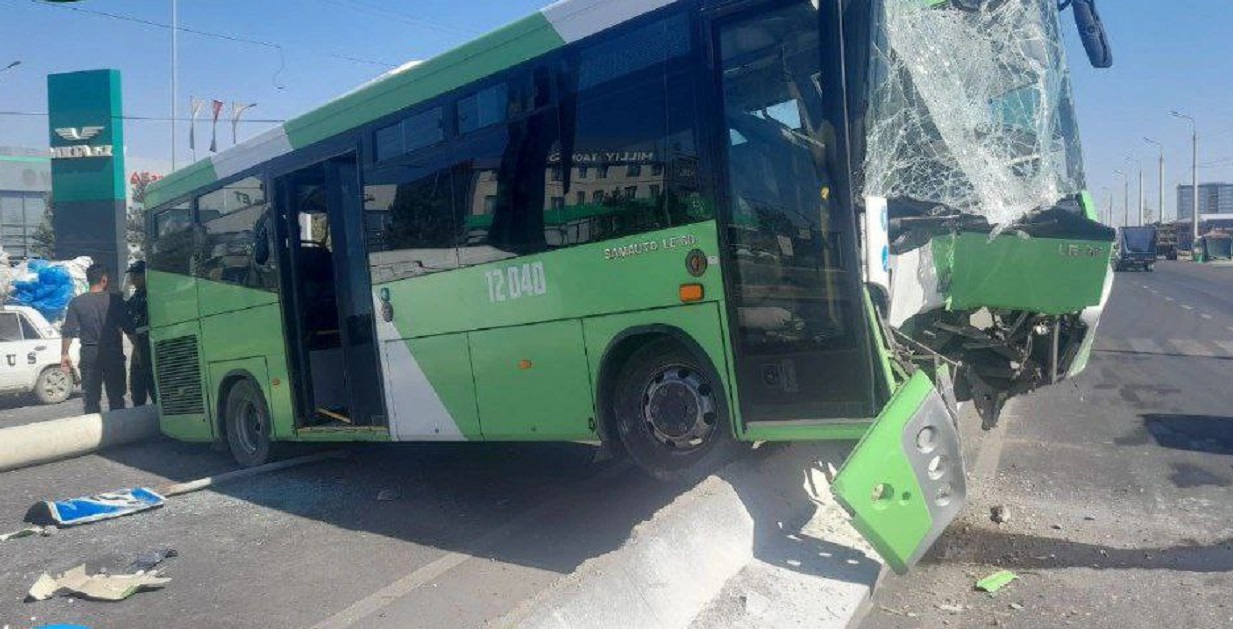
1116 226 1158 272
0 305 79 404
1155 223 1178 260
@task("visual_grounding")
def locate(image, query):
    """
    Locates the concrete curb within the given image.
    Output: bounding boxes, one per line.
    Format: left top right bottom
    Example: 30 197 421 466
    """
499 443 884 629
0 406 160 473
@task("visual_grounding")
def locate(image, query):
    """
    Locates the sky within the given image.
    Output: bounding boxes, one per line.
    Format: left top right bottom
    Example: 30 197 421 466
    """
2 0 1231 224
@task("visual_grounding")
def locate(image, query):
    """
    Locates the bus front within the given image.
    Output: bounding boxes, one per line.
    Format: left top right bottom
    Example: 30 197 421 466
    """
710 0 1114 572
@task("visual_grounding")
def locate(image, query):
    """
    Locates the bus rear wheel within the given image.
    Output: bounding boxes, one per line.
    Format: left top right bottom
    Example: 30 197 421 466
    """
611 338 737 482
225 379 275 468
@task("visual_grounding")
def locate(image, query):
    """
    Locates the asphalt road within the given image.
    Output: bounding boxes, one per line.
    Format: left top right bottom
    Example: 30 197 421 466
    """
0 394 85 429
0 437 701 629
863 261 1233 629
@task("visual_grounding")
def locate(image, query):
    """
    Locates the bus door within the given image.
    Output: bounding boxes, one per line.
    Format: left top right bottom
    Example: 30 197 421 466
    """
711 1 880 431
274 154 386 429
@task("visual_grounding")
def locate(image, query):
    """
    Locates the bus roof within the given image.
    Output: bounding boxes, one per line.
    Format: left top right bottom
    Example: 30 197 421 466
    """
145 0 680 209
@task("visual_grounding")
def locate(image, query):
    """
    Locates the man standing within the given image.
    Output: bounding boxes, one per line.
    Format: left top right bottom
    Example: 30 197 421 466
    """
61 263 131 414
126 261 156 406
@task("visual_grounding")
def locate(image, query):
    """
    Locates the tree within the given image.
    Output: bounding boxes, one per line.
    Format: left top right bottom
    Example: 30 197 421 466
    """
127 172 163 262
30 191 55 259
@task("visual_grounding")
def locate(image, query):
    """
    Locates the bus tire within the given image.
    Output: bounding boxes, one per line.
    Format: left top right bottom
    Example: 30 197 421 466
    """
611 338 737 482
224 379 277 468
33 367 73 405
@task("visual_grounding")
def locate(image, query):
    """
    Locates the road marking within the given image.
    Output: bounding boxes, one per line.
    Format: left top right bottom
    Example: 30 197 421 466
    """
1201 313 1214 320
1167 339 1218 358
311 463 632 629
1214 340 1233 356
1127 338 1164 354
1165 297 1175 302
1181 304 1195 311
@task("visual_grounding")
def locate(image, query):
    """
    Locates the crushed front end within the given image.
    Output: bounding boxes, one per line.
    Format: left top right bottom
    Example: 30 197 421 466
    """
857 0 1115 428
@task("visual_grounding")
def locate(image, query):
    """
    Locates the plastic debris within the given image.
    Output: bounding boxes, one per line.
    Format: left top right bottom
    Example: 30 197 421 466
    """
127 549 179 575
6 257 92 324
0 526 44 542
976 570 1019 594
936 603 965 614
1010 602 1025 611
27 565 170 602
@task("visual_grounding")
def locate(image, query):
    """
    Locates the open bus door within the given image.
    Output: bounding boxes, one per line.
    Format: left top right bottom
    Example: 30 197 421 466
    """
273 153 387 431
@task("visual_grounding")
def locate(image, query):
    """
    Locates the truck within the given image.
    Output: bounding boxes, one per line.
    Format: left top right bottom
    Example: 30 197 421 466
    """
1115 226 1158 272
1156 223 1178 261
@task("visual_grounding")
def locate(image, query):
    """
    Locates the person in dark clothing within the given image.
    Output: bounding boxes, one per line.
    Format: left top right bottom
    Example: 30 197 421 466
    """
62 263 132 414
126 261 156 406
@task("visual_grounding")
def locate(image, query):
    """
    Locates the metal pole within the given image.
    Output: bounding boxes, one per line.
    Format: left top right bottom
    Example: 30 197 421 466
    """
1192 129 1200 242
1172 112 1200 249
1115 169 1128 228
1126 157 1143 226
171 0 178 170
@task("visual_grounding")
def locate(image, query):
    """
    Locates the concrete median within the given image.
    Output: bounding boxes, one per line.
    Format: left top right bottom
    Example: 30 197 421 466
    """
0 406 161 473
500 443 884 629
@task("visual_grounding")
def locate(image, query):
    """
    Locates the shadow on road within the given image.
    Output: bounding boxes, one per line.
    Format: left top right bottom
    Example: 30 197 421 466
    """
1140 413 1233 455
85 437 876 588
928 526 1233 574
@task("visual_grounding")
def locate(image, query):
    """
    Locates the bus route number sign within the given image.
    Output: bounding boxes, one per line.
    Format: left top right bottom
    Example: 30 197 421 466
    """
486 262 548 303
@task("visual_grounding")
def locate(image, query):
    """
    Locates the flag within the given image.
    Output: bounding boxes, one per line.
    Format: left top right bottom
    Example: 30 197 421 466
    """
231 102 257 145
188 97 206 151
209 100 224 153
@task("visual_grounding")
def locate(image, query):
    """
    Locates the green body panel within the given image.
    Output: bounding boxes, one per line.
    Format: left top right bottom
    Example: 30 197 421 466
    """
285 14 564 151
198 300 294 439
580 302 733 435
380 223 722 337
471 320 595 440
148 271 200 327
296 429 391 443
378 223 724 439
937 233 1112 314
831 372 966 574
151 319 212 441
196 280 280 318
406 334 483 438
1080 190 1098 222
145 160 217 208
742 422 872 442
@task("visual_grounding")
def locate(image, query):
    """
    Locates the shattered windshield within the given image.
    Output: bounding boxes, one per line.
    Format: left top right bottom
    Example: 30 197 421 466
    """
861 0 1087 227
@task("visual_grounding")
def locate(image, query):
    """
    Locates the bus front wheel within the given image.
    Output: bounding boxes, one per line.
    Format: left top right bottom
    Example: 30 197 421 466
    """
225 379 276 468
611 338 737 482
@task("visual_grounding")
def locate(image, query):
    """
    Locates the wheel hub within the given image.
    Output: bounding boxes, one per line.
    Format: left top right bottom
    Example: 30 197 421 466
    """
642 366 718 450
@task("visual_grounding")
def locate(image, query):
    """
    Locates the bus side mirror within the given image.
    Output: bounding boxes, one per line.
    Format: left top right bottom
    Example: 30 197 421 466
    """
1070 0 1113 69
253 220 271 267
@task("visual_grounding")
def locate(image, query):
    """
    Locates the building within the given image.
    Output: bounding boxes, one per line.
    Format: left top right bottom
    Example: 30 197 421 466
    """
1176 183 1233 221
0 147 52 259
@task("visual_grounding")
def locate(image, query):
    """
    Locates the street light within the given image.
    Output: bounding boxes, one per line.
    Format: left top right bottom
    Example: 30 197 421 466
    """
1124 156 1144 226
1144 137 1165 225
0 60 20 74
1172 111 1200 247
1100 185 1112 226
1114 169 1129 228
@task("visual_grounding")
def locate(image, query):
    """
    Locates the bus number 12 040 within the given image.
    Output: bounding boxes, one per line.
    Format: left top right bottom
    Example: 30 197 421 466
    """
486 262 548 303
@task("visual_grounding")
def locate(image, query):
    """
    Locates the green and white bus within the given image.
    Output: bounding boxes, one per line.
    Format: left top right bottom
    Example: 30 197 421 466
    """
144 0 1114 572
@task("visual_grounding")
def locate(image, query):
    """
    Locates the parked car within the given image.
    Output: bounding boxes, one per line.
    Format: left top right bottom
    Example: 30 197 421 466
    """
0 305 79 404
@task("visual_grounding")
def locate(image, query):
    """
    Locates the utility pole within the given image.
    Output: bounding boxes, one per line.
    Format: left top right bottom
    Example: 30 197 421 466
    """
1115 169 1129 228
1125 156 1144 226
1172 111 1200 248
1145 137 1164 224
171 0 179 170
1101 186 1112 226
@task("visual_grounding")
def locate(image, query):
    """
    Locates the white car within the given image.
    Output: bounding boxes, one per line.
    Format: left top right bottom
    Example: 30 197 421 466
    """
0 305 79 404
